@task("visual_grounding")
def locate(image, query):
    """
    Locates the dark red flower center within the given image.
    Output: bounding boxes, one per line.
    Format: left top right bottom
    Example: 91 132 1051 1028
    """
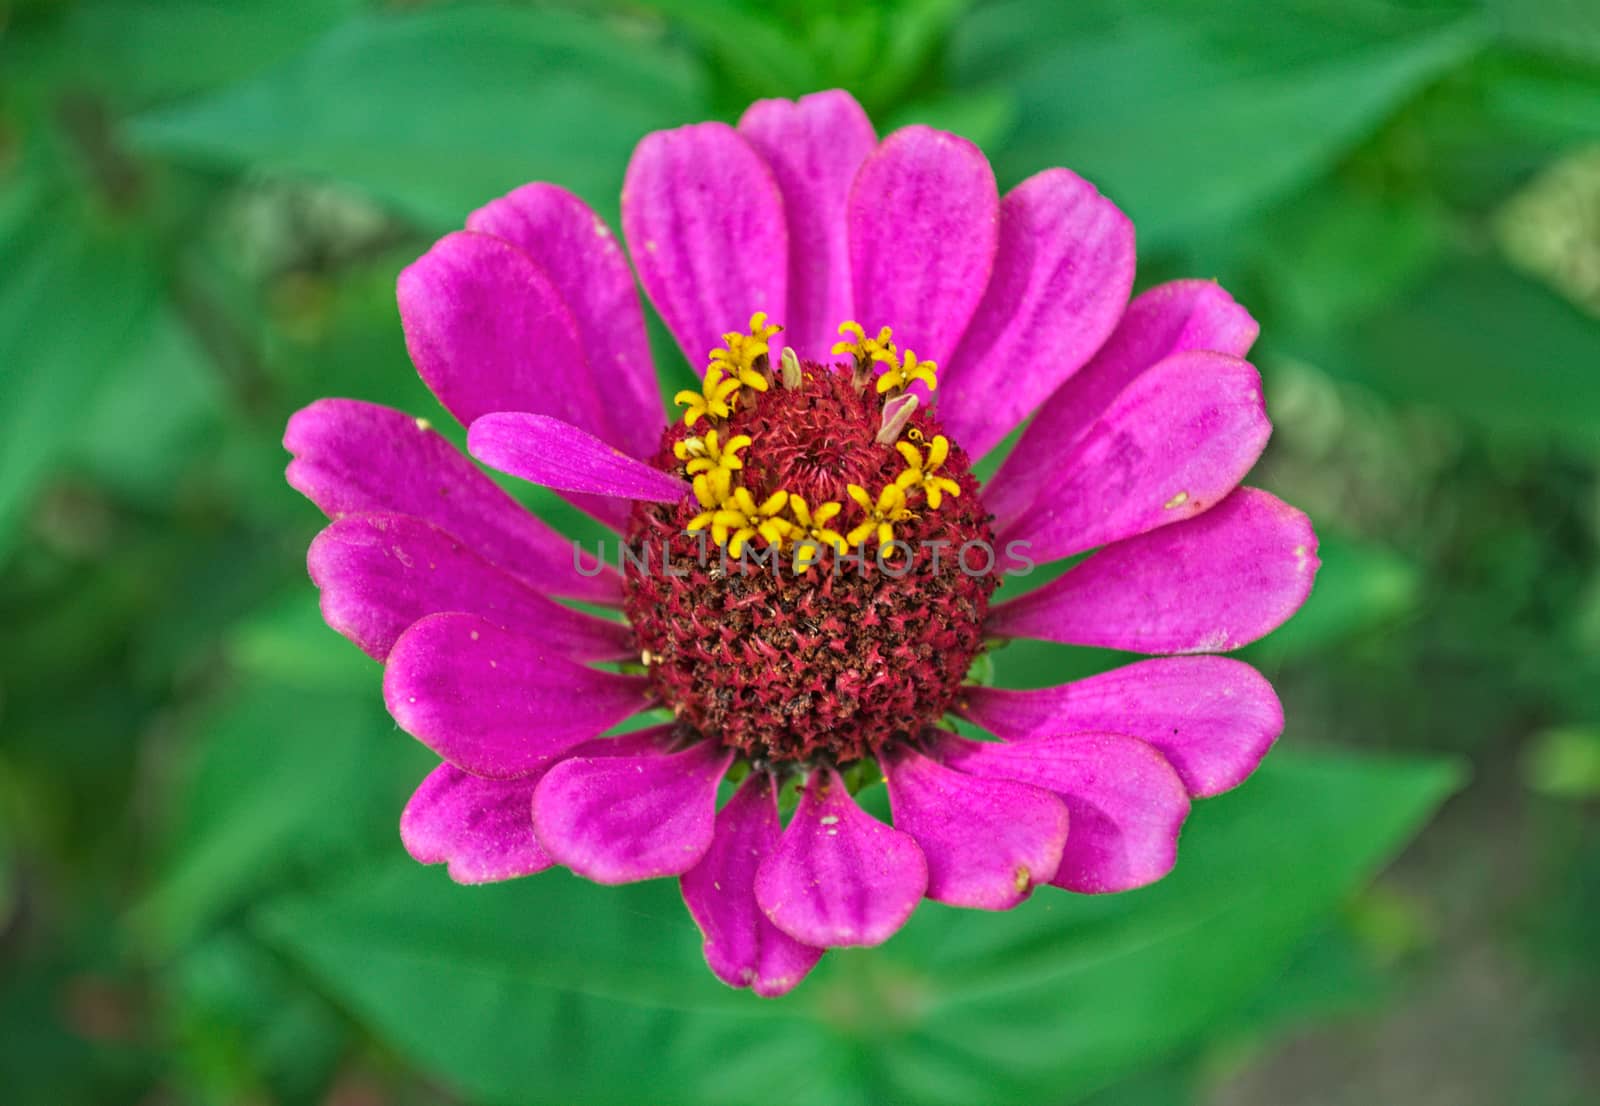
623 356 998 767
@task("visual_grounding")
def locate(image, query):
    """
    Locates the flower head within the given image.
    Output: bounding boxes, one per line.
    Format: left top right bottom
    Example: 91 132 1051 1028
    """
286 90 1317 999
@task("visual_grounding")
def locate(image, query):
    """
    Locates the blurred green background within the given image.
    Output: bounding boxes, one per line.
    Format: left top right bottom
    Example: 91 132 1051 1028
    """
3 0 1598 1103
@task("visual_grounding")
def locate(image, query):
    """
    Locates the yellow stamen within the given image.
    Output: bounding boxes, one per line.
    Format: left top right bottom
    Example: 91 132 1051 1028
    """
686 469 734 534
831 320 896 365
845 483 914 548
874 346 938 395
676 428 751 479
894 433 962 509
710 487 791 556
674 365 743 427
788 494 848 571
708 311 781 392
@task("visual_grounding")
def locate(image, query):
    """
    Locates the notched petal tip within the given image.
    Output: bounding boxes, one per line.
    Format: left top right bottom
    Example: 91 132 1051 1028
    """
753 768 927 948
681 773 826 997
883 744 1069 911
532 740 733 884
400 763 553 885
940 731 1191 895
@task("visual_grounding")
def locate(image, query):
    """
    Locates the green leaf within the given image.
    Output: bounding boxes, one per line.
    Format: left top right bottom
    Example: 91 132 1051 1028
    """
1245 183 1449 334
132 681 426 952
254 747 1458 1105
951 0 1486 245
167 931 346 1102
130 5 709 225
630 0 822 102
1481 52 1600 147
0 199 161 562
224 590 380 693
1307 258 1600 444
66 304 225 502
1 0 363 109
1522 726 1600 798
1487 0 1600 68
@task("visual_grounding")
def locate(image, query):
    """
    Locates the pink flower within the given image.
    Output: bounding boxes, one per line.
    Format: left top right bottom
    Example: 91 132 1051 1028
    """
285 90 1317 997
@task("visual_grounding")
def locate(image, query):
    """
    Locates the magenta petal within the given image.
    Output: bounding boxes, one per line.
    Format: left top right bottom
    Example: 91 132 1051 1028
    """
401 763 552 884
882 745 1069 910
468 412 689 502
848 126 999 365
940 169 1135 458
532 738 733 884
939 732 1190 894
738 90 877 360
396 231 629 530
623 122 787 371
680 774 825 997
466 183 663 461
984 279 1259 531
383 613 653 779
1003 351 1271 562
308 513 633 662
283 399 621 605
987 488 1319 654
397 231 597 431
960 657 1284 798
754 768 927 948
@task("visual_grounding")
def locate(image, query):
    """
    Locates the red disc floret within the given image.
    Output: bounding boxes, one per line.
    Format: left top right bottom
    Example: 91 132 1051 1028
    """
623 359 997 765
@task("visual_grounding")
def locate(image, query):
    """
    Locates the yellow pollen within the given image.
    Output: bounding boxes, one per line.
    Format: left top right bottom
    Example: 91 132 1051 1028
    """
675 428 750 480
894 434 961 509
707 311 781 392
845 482 914 549
788 494 848 571
674 364 742 427
874 346 938 394
831 320 897 365
685 468 734 535
710 487 791 557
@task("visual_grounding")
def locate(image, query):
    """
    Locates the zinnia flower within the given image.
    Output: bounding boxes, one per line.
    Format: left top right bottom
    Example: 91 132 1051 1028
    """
285 89 1318 997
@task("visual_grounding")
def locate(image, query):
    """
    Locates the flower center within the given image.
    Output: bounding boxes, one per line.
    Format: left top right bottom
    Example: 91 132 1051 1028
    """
622 317 998 767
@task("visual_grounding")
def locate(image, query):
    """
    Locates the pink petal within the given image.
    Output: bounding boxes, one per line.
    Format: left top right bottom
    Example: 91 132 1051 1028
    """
939 169 1135 458
959 657 1284 797
881 744 1069 910
532 737 733 884
396 231 628 531
1002 351 1271 562
465 183 663 460
383 613 653 779
738 90 877 360
754 767 927 948
987 488 1319 654
308 513 633 662
848 125 999 366
680 773 825 997
622 122 787 372
467 412 688 503
985 279 1259 531
939 732 1190 894
400 763 552 884
397 230 596 430
283 399 621 605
